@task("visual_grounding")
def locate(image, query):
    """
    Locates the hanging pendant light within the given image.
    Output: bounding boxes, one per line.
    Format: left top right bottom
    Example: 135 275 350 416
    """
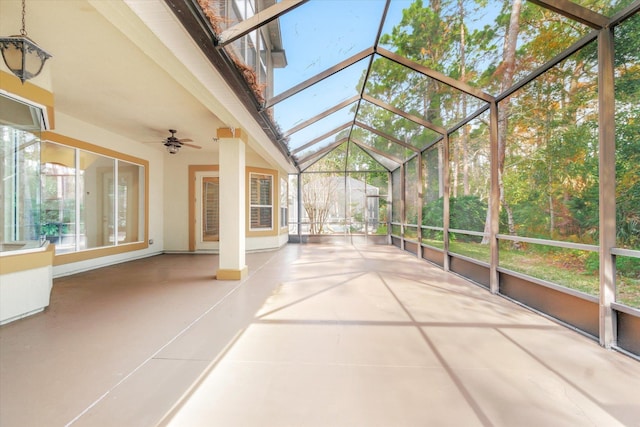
0 0 52 84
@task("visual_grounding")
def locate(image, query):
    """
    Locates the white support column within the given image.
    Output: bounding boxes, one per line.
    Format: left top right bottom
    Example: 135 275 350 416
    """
217 128 248 280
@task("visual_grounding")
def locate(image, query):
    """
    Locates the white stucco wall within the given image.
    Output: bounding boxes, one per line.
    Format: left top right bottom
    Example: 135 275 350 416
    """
162 148 218 251
162 143 289 253
43 113 288 272
246 148 274 169
0 265 52 325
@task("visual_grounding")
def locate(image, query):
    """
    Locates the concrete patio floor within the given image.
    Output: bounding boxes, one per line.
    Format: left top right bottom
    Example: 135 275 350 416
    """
1 244 639 426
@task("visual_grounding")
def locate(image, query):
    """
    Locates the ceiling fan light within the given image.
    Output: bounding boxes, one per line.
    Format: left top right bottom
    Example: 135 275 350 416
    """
166 144 180 154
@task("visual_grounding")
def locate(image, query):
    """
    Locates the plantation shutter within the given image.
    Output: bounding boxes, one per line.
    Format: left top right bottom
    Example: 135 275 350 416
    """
250 173 273 229
202 177 219 241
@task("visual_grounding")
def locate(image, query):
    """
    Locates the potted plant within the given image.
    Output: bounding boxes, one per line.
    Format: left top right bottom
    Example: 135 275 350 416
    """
41 223 60 243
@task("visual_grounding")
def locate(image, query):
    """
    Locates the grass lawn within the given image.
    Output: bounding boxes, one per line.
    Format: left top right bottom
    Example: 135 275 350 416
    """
444 241 640 308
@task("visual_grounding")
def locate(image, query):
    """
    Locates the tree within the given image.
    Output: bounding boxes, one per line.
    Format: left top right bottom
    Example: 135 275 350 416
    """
613 13 640 250
302 174 339 234
480 0 522 245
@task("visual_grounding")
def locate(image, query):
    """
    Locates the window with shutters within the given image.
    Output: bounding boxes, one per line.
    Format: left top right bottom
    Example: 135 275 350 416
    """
250 173 273 230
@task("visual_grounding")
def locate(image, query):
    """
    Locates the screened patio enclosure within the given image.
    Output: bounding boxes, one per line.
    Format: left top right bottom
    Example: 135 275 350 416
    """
168 0 640 358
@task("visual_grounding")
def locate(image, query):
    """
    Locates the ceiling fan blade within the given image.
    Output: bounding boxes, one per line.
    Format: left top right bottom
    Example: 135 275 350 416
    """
178 138 193 143
182 142 202 149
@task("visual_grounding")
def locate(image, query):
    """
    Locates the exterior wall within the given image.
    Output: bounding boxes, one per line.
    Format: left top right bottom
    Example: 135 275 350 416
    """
246 235 286 252
163 144 289 253
1 111 288 277
246 149 274 169
163 149 219 251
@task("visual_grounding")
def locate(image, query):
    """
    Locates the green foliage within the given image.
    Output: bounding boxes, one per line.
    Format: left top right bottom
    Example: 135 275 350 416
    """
615 104 640 249
375 224 388 235
41 223 59 236
616 183 640 249
325 0 639 296
584 252 599 275
618 257 640 279
585 252 640 280
306 143 348 172
422 197 443 227
370 0 640 304
615 12 640 72
422 195 487 241
450 195 487 234
346 144 387 172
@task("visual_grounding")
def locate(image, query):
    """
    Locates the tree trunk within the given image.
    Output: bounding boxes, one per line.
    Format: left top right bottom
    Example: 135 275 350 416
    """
438 141 445 198
459 0 470 196
481 0 522 245
303 176 338 235
453 158 459 198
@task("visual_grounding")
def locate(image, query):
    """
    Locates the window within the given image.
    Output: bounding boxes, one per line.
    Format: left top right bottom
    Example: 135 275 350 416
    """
40 145 77 252
41 138 146 255
250 173 273 230
0 95 43 251
1 92 148 258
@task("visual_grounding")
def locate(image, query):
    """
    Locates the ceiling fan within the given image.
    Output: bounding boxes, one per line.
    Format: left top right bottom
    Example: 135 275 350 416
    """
160 129 201 154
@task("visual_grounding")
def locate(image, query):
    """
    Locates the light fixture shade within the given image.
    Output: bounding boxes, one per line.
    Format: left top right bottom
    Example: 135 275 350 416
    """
166 144 180 154
0 36 52 83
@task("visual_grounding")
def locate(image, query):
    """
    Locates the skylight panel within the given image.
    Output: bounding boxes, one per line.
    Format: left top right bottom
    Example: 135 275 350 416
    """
268 58 368 132
272 0 386 95
357 99 442 150
292 132 347 163
351 125 415 162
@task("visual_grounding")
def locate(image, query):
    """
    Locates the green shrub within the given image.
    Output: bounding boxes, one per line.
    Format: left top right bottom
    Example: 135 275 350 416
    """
422 195 487 242
584 252 640 279
618 256 640 279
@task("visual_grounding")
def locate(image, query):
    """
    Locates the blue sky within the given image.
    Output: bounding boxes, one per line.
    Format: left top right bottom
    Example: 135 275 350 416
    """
269 0 504 138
